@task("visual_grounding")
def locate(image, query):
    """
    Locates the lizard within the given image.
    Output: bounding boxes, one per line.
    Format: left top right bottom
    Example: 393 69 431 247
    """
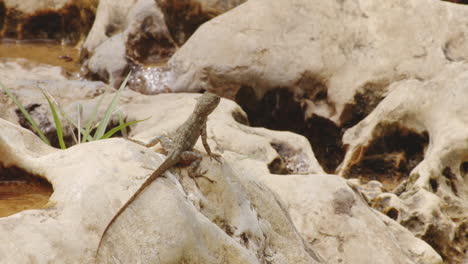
96 92 221 256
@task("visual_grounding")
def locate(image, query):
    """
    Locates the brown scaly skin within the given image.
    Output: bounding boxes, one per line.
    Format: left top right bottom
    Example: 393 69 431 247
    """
96 92 221 256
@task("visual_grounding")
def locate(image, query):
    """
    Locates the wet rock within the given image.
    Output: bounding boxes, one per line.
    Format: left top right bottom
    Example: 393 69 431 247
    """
80 0 245 90
81 0 175 87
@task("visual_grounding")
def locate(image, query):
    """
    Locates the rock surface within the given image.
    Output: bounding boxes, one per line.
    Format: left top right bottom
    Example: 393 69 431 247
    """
0 91 443 263
261 173 443 264
341 64 468 263
80 0 245 90
81 0 175 87
169 0 468 124
2 0 467 263
0 93 322 263
165 1 468 262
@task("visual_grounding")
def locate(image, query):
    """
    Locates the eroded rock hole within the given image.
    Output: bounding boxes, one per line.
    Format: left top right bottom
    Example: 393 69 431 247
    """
268 157 289 175
0 2 5 31
429 178 439 192
385 207 399 220
22 12 62 40
343 123 429 191
442 167 458 196
4 4 95 44
158 0 216 45
0 165 53 217
340 81 387 128
269 141 311 174
460 162 468 178
420 224 454 264
126 15 176 64
3 8 22 38
236 86 344 173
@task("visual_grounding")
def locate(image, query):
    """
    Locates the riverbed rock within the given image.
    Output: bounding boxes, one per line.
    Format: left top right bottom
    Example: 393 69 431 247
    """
0 93 323 263
260 173 443 264
169 0 468 125
166 1 468 262
80 0 245 89
81 0 175 87
340 63 468 264
0 91 444 263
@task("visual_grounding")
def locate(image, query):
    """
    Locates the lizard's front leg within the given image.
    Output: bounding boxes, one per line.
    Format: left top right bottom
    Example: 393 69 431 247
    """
200 123 222 161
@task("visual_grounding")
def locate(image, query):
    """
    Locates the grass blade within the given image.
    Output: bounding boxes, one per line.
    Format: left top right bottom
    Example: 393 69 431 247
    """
77 104 82 144
94 72 131 140
101 117 150 139
82 95 104 143
0 81 50 145
40 88 66 149
118 111 128 138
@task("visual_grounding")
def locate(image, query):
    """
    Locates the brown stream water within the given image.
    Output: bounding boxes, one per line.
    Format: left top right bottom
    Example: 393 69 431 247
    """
0 177 53 217
0 40 81 74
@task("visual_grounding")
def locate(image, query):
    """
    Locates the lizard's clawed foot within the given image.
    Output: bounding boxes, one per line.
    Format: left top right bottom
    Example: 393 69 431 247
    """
195 174 216 184
209 153 222 162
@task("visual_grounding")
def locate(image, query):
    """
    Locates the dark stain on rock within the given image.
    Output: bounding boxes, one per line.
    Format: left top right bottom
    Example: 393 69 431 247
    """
342 123 429 191
332 188 356 216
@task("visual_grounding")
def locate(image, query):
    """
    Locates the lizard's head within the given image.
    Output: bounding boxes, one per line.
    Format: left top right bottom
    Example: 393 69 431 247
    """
195 92 221 115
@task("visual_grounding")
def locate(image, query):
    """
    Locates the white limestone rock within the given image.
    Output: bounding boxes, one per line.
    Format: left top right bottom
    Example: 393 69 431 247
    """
169 0 468 125
0 94 321 263
258 173 443 264
340 63 468 263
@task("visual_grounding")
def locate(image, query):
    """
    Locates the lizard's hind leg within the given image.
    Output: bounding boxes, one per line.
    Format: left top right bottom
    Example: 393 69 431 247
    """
180 151 216 187
146 136 173 150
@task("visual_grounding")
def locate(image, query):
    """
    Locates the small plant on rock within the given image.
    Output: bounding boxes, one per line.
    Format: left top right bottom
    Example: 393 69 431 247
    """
0 73 148 149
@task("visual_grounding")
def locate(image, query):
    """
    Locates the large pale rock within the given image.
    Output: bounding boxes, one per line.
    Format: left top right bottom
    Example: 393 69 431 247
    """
166 1 468 261
0 93 321 263
258 173 443 264
340 64 468 263
169 0 468 125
